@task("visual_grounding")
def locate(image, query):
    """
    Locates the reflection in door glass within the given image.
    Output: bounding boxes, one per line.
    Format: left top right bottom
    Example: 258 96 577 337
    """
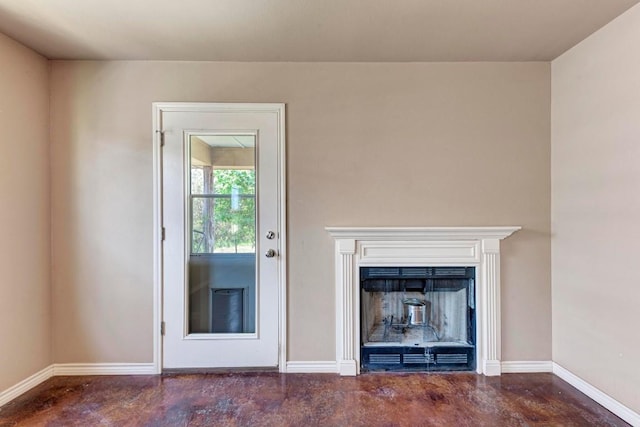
188 135 256 334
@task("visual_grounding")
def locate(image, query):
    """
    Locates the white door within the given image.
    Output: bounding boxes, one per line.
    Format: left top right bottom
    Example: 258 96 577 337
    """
159 103 285 369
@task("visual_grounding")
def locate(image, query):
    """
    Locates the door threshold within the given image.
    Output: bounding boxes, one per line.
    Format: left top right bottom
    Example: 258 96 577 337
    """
162 367 279 375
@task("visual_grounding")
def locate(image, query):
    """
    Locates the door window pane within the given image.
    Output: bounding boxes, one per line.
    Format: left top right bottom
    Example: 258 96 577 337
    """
191 195 255 253
188 135 256 334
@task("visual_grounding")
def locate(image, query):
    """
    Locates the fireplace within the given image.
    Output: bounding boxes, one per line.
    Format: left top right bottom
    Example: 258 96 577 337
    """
326 226 520 376
360 266 476 372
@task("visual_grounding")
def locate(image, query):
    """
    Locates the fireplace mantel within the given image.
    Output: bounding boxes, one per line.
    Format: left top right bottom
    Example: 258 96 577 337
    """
326 226 520 376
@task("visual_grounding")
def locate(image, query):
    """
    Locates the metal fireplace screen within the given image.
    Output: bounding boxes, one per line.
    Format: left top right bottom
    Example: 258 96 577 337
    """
360 266 476 372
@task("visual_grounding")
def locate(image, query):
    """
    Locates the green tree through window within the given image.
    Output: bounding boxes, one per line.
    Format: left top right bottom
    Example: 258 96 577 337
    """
191 168 255 254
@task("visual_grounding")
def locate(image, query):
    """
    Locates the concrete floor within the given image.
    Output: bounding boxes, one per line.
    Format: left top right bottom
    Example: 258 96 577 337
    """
0 372 628 426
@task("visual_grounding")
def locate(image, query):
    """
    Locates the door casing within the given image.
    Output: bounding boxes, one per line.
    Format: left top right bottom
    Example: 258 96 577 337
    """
152 102 286 373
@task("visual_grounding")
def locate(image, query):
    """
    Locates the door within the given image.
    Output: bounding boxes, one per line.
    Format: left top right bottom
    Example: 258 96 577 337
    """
158 103 285 369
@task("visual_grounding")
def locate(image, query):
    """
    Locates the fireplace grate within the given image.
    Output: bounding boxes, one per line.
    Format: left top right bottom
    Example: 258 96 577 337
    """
434 267 467 276
369 354 401 364
403 353 435 364
400 268 429 277
436 353 468 364
361 267 474 280
367 268 400 277
362 346 475 372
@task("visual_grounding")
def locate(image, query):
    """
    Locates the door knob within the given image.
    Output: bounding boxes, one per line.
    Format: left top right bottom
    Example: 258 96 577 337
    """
265 249 277 258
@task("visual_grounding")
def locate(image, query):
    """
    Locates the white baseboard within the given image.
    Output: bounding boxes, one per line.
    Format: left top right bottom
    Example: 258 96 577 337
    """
285 361 338 374
553 362 640 426
338 360 357 376
0 365 54 407
501 361 553 373
53 363 157 376
285 360 556 375
483 360 502 376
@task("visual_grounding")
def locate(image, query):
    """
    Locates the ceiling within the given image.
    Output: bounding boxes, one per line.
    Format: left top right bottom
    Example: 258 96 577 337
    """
0 0 638 61
196 135 255 148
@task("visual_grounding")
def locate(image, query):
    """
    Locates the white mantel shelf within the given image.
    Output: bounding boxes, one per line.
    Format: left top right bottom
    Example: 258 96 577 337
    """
326 226 521 377
326 226 521 240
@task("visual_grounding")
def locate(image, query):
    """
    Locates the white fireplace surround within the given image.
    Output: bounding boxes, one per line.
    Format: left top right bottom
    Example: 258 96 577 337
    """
326 226 520 376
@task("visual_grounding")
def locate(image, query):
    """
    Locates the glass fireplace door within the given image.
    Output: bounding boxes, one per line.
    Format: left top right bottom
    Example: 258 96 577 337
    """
360 267 476 372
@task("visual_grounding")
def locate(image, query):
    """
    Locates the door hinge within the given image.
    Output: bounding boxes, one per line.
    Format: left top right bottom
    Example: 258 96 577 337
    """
162 227 166 241
161 321 165 336
157 130 165 147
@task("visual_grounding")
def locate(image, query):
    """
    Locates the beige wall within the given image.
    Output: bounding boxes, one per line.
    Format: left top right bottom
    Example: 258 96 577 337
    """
50 61 551 364
552 3 640 413
0 33 51 391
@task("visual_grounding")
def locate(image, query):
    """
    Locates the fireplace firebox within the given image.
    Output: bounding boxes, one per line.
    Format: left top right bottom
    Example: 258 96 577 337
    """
360 266 476 372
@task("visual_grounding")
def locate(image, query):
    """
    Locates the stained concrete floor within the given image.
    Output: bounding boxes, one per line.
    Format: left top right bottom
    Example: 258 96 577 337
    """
0 372 628 426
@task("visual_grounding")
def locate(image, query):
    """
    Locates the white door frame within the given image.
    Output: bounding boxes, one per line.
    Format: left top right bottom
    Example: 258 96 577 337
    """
152 102 287 373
